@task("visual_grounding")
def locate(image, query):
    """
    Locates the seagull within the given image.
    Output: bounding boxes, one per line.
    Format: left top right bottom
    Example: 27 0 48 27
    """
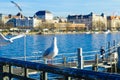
43 37 58 64
0 33 25 46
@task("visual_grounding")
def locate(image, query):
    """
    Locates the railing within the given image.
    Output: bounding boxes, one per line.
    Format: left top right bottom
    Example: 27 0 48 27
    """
10 43 118 69
0 57 120 80
0 43 120 80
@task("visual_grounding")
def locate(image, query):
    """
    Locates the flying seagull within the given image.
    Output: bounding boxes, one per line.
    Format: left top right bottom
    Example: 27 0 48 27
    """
0 33 25 46
43 37 58 63
11 1 22 12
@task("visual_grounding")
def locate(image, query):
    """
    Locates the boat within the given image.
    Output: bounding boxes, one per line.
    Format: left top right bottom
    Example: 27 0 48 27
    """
103 30 110 34
85 31 91 34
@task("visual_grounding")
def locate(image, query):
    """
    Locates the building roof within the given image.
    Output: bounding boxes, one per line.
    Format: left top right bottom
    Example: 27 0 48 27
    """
107 16 120 20
35 10 52 16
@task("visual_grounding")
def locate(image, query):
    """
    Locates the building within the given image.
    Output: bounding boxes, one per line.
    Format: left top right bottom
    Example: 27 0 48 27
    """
6 12 33 28
0 12 42 28
67 12 107 31
0 13 10 24
53 16 67 23
54 23 85 32
107 16 120 31
34 10 53 22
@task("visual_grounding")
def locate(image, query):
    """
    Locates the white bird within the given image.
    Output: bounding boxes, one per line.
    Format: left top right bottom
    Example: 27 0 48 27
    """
43 37 58 61
0 33 25 46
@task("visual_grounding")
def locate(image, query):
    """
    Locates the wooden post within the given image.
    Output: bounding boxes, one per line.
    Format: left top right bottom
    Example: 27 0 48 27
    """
92 54 98 71
63 56 66 67
117 47 120 70
24 68 28 77
107 42 111 62
113 40 116 52
95 54 98 66
64 76 71 80
77 48 83 69
114 54 117 73
42 71 47 80
0 64 4 80
9 65 13 80
42 59 47 80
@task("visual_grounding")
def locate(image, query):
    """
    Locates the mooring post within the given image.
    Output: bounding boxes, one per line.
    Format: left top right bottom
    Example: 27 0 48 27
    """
77 48 83 69
117 47 120 70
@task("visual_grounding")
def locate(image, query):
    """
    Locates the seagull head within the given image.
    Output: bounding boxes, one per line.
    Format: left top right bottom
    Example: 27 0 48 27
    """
53 37 57 42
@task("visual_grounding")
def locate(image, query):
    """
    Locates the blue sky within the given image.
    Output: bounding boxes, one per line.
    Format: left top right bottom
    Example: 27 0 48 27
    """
0 0 120 17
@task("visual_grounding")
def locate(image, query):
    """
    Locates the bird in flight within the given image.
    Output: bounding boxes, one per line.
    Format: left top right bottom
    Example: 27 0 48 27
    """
43 37 58 64
0 33 25 46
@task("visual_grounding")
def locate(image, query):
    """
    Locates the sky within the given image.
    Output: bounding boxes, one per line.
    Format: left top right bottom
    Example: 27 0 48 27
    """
0 0 120 17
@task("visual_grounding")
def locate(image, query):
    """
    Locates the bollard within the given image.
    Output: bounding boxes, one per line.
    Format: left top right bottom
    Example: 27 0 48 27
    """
77 48 83 69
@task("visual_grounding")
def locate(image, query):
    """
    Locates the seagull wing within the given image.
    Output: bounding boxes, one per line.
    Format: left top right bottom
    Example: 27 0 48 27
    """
0 33 11 46
43 48 51 57
0 33 9 40
10 34 25 41
43 47 53 57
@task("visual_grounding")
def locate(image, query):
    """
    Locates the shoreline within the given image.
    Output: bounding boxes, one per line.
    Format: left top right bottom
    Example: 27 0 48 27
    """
1 30 119 35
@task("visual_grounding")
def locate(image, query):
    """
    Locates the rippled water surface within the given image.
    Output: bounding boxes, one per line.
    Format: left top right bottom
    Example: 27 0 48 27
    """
0 32 120 58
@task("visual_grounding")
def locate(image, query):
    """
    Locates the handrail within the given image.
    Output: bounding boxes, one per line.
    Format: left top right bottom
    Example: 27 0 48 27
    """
0 57 120 80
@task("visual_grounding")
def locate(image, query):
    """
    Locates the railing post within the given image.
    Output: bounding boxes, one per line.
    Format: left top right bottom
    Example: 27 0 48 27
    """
9 65 13 80
42 59 47 80
0 63 4 80
108 42 111 60
77 48 83 69
24 68 28 78
64 76 71 80
117 47 120 70
92 54 98 71
63 56 66 67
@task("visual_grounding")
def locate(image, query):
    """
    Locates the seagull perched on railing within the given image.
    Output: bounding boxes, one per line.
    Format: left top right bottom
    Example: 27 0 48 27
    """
43 37 58 64
0 33 25 46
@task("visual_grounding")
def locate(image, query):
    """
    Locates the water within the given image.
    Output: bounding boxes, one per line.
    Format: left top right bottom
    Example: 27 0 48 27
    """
0 32 120 79
0 32 120 58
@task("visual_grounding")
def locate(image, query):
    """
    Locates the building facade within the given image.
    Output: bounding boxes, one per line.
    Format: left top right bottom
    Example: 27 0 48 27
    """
67 12 107 31
0 13 43 28
107 16 120 31
34 10 53 22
